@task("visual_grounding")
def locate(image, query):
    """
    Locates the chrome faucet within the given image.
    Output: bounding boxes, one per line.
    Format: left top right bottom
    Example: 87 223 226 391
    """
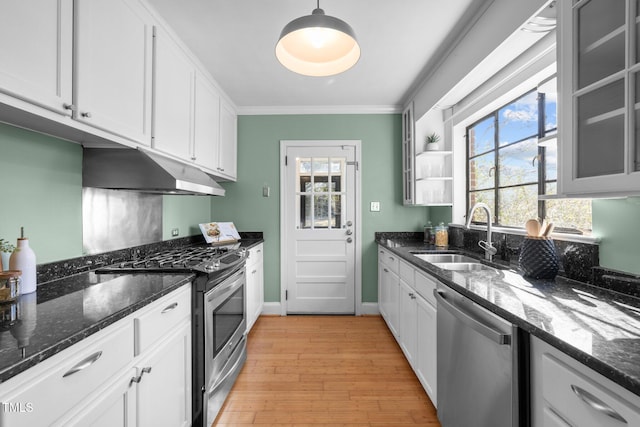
465 202 497 261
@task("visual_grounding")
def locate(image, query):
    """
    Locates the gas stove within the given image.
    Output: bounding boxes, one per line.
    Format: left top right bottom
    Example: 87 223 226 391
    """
96 244 246 274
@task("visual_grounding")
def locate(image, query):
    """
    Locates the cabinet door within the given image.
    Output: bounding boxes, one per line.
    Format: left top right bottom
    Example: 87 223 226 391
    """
193 72 220 172
558 0 640 195
153 26 195 161
54 369 137 427
0 0 72 114
416 295 437 406
137 321 192 427
217 99 237 180
399 280 417 366
74 0 153 145
380 265 400 338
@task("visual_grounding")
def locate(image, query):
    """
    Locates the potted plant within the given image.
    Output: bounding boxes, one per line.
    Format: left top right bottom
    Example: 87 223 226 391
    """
0 239 15 271
425 132 441 151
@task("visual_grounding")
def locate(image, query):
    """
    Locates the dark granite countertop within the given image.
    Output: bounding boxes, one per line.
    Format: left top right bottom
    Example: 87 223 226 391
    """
378 238 640 397
0 271 194 383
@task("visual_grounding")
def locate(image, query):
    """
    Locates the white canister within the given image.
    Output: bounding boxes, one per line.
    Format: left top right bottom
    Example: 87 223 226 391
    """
9 238 37 294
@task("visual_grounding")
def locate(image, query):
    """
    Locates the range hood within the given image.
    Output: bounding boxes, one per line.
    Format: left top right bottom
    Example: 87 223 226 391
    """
83 148 225 196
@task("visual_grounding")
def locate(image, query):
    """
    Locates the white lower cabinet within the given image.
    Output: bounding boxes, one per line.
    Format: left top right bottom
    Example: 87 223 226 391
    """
531 336 640 427
0 283 192 427
378 248 400 338
136 321 191 427
377 247 437 406
246 243 264 333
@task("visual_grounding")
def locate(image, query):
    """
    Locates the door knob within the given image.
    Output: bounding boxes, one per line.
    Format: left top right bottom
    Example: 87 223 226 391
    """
346 237 353 243
346 230 353 235
346 220 353 226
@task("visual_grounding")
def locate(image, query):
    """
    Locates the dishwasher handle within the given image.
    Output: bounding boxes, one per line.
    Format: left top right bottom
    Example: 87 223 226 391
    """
435 289 511 345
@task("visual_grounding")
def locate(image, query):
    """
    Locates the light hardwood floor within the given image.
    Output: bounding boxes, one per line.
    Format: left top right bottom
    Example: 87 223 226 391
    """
213 315 440 426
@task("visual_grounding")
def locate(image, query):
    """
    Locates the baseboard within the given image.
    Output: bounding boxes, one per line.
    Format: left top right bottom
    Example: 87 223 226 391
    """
259 302 380 316
360 302 380 315
260 302 282 316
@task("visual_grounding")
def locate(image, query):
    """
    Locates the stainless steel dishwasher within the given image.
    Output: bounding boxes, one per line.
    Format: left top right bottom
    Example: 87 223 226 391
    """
435 284 521 427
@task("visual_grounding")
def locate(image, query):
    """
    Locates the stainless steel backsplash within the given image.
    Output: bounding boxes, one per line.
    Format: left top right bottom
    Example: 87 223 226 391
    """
82 188 162 255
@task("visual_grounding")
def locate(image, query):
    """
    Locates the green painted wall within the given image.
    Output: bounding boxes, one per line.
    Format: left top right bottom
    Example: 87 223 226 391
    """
163 195 212 240
592 197 640 275
0 123 83 262
212 114 430 303
0 123 213 264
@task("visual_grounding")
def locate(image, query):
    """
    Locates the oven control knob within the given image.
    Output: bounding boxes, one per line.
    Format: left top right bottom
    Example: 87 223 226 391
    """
204 264 215 273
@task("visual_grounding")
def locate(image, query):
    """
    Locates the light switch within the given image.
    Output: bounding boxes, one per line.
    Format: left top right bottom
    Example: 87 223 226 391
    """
370 201 380 212
263 185 270 197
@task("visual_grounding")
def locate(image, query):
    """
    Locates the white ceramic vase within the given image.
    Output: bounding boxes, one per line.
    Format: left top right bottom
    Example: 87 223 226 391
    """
9 238 37 294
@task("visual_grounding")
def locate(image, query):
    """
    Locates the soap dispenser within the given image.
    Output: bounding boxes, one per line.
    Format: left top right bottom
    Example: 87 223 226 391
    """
9 227 37 294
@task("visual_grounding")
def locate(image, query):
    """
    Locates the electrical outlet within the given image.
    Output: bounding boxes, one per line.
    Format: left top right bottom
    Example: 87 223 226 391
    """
171 228 179 237
370 201 380 212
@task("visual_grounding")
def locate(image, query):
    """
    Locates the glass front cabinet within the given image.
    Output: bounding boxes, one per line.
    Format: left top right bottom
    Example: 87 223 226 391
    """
558 0 640 196
402 103 453 206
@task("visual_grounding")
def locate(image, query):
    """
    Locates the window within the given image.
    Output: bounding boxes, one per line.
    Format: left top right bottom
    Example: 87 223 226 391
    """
466 82 592 234
296 157 345 229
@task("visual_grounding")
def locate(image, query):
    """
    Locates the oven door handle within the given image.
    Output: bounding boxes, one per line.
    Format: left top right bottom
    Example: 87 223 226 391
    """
210 337 247 392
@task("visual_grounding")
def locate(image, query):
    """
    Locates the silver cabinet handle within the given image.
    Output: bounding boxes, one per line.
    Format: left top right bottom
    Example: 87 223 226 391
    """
251 269 257 274
434 289 511 345
161 302 178 314
81 111 92 118
409 292 416 300
63 351 103 378
129 366 153 387
389 256 395 261
383 268 389 273
63 103 76 112
571 385 627 424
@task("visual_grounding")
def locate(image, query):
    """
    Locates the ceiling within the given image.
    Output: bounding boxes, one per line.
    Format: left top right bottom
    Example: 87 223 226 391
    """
145 0 493 113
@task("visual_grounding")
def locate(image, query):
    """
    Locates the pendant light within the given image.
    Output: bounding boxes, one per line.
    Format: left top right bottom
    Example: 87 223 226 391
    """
275 1 360 77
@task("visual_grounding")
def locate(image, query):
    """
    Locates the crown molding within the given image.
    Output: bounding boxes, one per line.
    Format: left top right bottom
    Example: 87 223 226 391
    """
237 104 401 116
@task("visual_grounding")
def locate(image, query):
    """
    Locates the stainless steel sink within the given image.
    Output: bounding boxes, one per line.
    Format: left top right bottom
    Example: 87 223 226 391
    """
412 253 479 264
432 262 489 271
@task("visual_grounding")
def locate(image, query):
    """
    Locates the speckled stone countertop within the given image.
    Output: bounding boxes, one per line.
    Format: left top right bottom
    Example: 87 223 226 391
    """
0 271 193 383
378 238 640 397
0 236 264 384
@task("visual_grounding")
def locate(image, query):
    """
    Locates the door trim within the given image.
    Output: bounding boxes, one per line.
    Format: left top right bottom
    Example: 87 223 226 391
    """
279 140 362 316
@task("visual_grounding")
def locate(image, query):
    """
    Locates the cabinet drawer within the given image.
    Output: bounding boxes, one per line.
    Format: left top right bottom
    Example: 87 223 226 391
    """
247 243 263 268
0 321 134 427
378 247 399 274
542 354 640 427
134 285 191 355
415 271 438 306
399 259 414 284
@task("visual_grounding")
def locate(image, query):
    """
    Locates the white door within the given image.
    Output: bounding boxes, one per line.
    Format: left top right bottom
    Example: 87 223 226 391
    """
282 141 360 314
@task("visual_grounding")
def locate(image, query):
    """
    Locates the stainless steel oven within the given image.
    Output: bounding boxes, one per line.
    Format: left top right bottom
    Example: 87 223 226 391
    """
191 252 247 427
203 266 246 425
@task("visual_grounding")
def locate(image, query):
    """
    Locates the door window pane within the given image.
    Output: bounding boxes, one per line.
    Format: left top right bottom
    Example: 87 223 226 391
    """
296 156 346 229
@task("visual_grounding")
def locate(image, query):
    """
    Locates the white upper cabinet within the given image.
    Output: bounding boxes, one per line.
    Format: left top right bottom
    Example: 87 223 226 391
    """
403 104 452 205
0 0 73 115
193 72 221 172
74 0 154 146
153 26 237 180
152 25 194 160
558 0 640 196
218 99 238 180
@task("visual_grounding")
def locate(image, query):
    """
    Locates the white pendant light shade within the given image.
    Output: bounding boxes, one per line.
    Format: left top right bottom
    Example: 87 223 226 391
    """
276 7 360 77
